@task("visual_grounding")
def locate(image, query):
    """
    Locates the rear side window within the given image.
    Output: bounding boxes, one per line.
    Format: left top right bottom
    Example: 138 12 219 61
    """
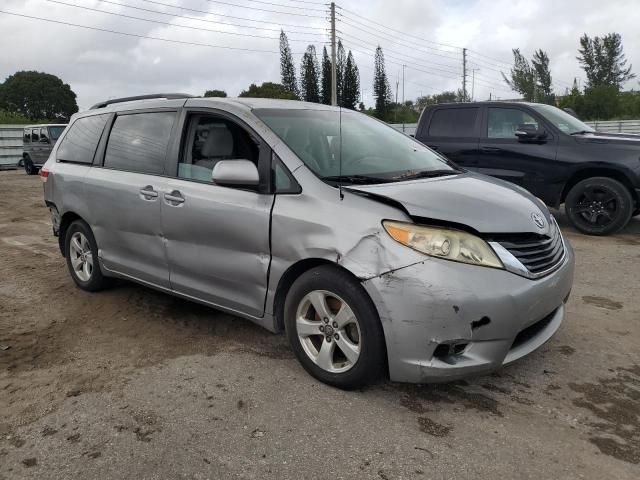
40 128 49 143
23 129 30 143
428 108 479 137
31 128 39 142
57 114 109 163
104 112 175 175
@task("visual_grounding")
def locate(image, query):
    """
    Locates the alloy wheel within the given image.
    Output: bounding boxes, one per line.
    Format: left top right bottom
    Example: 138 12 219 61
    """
69 231 93 282
572 185 619 227
295 290 362 373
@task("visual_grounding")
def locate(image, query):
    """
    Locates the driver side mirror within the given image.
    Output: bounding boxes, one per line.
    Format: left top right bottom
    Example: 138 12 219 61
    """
212 160 259 188
515 123 546 141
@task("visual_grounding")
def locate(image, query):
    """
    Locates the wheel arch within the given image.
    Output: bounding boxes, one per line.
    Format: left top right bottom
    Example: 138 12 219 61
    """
272 258 366 333
58 211 84 257
561 167 637 204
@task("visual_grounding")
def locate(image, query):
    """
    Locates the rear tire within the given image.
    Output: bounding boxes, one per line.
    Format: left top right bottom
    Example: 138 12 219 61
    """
24 156 37 175
284 266 386 389
565 177 633 235
64 220 109 292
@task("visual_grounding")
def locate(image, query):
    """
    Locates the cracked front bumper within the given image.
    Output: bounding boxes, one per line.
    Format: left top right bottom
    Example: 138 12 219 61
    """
362 241 575 384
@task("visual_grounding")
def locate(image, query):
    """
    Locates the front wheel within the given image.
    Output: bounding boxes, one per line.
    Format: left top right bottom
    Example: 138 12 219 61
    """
24 156 37 175
284 266 386 389
565 177 633 235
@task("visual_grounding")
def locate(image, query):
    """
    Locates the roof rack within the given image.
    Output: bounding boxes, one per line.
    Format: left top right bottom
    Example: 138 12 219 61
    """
90 93 194 110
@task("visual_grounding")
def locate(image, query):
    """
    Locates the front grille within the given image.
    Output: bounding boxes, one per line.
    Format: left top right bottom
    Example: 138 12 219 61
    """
494 220 565 275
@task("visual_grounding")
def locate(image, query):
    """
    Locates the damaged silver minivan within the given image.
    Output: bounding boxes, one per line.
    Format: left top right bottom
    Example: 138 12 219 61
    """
41 94 574 388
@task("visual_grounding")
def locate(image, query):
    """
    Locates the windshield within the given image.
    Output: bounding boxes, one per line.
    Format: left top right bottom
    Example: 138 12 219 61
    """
254 108 456 182
49 126 66 140
530 104 594 135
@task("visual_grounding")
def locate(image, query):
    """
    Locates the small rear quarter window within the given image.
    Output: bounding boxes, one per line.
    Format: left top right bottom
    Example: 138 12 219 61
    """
57 114 109 164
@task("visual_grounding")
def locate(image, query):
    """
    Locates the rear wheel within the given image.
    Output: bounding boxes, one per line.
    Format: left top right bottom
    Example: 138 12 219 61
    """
64 220 109 291
284 266 386 389
24 156 37 175
565 177 633 235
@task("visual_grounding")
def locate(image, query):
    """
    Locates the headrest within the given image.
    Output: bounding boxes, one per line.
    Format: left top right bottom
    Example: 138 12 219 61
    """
201 126 233 157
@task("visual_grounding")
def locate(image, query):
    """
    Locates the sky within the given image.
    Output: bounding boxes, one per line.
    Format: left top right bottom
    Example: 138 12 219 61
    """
0 0 638 111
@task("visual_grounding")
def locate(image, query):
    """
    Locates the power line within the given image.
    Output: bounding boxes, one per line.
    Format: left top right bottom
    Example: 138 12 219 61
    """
202 0 326 17
337 13 462 59
94 0 325 35
222 0 328 12
338 6 462 52
338 31 462 77
139 0 325 30
45 0 326 43
0 9 302 54
337 17 462 64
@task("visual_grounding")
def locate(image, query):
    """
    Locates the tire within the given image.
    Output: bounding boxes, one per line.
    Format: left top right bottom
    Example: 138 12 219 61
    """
64 220 109 292
565 177 633 235
284 265 386 389
24 156 37 175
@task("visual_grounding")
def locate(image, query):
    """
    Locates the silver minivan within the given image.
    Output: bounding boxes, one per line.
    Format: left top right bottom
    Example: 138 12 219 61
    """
41 94 575 388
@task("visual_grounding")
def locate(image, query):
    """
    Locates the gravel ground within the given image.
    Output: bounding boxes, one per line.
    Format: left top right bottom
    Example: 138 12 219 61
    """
0 169 639 480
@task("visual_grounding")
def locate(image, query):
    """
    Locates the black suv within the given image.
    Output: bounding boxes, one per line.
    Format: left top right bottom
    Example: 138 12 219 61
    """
415 102 640 235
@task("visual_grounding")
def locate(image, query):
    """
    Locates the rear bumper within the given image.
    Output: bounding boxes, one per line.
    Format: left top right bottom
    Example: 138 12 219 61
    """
362 240 575 384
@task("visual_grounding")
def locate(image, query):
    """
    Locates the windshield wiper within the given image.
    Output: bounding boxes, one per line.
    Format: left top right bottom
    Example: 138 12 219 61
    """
392 169 461 181
569 130 593 135
321 174 393 185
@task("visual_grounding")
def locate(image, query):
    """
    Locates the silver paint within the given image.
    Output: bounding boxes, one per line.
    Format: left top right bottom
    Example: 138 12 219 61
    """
43 97 576 383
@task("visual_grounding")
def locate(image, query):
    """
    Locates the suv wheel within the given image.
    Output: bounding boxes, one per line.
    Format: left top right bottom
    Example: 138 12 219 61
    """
284 266 386 389
565 177 633 235
24 156 37 175
64 220 109 291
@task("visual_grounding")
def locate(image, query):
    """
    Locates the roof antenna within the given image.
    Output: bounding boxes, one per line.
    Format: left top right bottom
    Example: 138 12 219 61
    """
338 106 344 200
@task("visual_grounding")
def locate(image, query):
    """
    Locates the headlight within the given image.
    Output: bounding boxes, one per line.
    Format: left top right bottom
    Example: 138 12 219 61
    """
382 220 504 269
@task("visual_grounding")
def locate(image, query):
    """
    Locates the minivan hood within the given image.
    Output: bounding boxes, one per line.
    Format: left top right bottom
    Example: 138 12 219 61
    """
346 172 551 234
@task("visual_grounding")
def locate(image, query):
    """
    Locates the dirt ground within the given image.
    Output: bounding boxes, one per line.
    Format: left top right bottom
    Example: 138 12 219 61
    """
0 169 639 480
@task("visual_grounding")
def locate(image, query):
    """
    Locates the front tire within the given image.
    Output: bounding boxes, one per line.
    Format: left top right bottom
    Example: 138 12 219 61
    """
565 177 633 235
284 266 386 389
24 156 37 175
64 220 109 291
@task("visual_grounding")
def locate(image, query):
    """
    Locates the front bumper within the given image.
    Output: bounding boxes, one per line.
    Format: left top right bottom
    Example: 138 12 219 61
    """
362 241 575 384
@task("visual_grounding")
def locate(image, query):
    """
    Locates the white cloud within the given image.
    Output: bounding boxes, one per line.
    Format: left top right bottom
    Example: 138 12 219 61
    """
0 0 638 109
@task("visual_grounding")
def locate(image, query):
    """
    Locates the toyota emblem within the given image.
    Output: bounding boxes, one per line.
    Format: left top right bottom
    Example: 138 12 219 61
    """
531 212 545 229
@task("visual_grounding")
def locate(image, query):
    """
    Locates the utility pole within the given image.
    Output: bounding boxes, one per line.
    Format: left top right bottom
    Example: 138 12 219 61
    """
402 64 406 132
330 2 337 106
394 75 399 124
471 68 479 101
462 47 467 102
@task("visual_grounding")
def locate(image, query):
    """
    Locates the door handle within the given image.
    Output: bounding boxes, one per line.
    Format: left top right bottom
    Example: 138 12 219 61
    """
164 190 185 205
139 185 158 199
480 146 501 153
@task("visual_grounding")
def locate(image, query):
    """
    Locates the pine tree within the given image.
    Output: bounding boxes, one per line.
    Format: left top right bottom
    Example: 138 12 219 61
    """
342 51 360 110
373 46 391 119
502 48 554 103
280 30 299 98
577 33 635 90
300 45 320 103
531 49 554 104
320 46 332 105
336 40 346 106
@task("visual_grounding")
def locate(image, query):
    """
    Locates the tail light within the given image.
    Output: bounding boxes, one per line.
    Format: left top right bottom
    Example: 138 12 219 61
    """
40 167 49 182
